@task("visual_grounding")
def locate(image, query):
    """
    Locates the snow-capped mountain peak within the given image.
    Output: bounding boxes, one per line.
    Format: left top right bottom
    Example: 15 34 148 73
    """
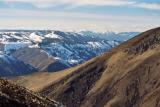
29 32 44 43
44 32 62 39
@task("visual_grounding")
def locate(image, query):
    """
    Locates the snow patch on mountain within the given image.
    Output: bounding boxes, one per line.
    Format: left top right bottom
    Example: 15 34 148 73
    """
29 33 44 43
4 42 29 54
88 42 102 48
68 59 79 65
44 32 62 39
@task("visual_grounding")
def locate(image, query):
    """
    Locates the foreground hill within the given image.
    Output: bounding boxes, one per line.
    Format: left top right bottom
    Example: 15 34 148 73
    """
38 27 160 107
0 78 63 107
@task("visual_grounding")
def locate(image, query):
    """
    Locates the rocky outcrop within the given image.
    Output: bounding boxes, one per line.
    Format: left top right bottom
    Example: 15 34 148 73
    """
0 78 63 107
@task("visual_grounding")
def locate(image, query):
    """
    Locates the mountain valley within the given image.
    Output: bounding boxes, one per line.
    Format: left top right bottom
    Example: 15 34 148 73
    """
16 27 160 107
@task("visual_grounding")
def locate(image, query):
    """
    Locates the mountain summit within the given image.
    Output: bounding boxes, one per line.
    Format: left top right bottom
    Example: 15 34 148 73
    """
39 27 160 107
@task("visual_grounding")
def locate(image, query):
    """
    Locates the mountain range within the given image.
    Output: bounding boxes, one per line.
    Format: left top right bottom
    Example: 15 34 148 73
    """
0 30 138 76
10 27 160 107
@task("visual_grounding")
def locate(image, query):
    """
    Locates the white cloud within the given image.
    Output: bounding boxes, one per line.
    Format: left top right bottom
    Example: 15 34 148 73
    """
0 18 158 32
3 0 134 6
0 9 159 32
135 3 160 10
0 9 158 22
0 1 159 31
2 0 160 10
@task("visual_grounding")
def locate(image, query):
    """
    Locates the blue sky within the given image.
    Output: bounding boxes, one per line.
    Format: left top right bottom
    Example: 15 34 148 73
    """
0 0 159 32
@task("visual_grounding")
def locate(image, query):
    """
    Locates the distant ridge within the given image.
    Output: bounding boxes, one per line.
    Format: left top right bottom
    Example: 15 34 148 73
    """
0 30 138 76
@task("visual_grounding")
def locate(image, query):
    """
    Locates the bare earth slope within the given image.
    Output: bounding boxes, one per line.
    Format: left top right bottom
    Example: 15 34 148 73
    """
39 27 160 107
0 78 63 107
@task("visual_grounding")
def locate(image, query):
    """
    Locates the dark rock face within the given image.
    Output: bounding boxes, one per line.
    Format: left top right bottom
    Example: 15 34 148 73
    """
0 94 25 107
59 62 104 107
125 27 160 54
125 79 140 107
0 78 63 107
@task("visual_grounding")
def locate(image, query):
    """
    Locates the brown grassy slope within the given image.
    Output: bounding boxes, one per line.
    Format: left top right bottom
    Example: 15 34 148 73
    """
0 78 63 107
39 27 160 107
10 67 77 92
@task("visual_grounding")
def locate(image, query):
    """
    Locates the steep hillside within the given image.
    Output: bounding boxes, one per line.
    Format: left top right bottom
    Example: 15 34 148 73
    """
0 54 36 76
39 27 160 107
11 67 78 92
0 78 63 107
12 47 70 72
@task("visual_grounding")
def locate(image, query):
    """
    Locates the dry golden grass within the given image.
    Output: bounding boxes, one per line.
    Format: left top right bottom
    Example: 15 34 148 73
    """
10 66 78 92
